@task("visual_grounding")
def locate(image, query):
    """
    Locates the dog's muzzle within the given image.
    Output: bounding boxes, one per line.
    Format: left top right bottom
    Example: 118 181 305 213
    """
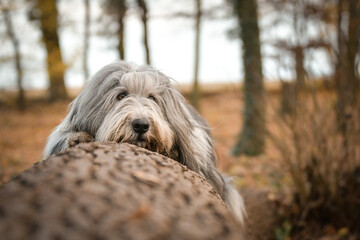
132 118 150 135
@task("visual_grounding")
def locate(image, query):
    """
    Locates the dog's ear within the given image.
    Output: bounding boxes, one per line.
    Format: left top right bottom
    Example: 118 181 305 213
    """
161 88 208 172
67 100 79 125
65 69 123 136
161 89 193 161
161 88 225 194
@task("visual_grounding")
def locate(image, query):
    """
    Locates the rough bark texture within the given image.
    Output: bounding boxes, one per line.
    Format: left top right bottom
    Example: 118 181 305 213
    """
232 0 265 156
36 0 67 101
0 143 243 240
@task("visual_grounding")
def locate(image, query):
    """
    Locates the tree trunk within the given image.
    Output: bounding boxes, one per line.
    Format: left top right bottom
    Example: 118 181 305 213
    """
36 0 67 101
280 81 297 116
117 0 127 60
335 0 360 132
2 7 25 110
292 2 306 91
336 0 347 129
83 0 90 81
346 0 360 104
190 0 202 111
0 143 243 240
232 0 265 156
137 0 151 65
294 46 305 90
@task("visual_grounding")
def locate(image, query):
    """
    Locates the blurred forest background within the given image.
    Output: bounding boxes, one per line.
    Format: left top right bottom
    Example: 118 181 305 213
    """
0 0 359 239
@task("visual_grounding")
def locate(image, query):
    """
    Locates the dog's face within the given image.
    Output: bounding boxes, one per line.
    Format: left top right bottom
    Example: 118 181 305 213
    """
69 62 196 163
95 70 175 156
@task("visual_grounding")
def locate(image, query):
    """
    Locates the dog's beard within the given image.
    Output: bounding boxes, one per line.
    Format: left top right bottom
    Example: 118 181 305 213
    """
96 99 176 158
115 132 160 153
98 119 175 158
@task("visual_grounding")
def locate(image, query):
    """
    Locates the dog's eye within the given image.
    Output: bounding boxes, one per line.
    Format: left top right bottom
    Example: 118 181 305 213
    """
117 92 128 101
149 95 156 101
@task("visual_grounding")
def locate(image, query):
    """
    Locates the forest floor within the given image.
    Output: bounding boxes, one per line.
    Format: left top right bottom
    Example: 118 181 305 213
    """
0 85 356 240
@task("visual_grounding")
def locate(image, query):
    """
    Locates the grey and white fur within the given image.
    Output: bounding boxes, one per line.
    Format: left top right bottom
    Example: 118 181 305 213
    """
43 61 246 223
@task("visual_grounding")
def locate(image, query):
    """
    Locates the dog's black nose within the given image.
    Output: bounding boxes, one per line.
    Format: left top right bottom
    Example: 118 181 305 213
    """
132 118 150 134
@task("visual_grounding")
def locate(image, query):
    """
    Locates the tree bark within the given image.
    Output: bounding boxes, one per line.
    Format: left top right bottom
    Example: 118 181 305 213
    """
0 143 243 240
232 0 265 156
137 0 151 65
36 0 67 101
2 7 25 110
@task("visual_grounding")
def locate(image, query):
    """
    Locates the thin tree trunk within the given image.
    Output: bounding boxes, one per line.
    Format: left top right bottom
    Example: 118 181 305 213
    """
0 143 243 239
295 46 305 89
346 0 360 104
2 7 25 110
83 0 90 81
293 2 306 90
137 0 151 65
232 0 265 156
190 0 201 110
335 0 360 133
117 0 127 60
36 0 67 101
336 0 346 126
281 81 297 115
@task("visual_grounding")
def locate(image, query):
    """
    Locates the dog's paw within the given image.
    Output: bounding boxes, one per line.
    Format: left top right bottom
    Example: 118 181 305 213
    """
68 132 95 148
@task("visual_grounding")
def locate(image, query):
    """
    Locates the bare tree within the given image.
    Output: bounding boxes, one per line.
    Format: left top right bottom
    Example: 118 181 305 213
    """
346 0 360 96
1 4 25 109
292 1 306 90
136 0 151 65
32 0 67 101
83 0 90 81
190 0 202 110
267 0 332 116
335 0 360 131
103 0 127 60
232 0 265 156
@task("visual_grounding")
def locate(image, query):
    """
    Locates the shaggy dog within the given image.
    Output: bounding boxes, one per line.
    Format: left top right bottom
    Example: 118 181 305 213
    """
43 61 246 223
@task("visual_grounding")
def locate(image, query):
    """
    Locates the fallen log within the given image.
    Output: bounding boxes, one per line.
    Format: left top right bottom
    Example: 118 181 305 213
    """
0 142 243 240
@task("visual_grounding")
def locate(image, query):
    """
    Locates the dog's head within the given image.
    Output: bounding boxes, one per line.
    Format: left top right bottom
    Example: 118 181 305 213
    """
68 61 195 159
